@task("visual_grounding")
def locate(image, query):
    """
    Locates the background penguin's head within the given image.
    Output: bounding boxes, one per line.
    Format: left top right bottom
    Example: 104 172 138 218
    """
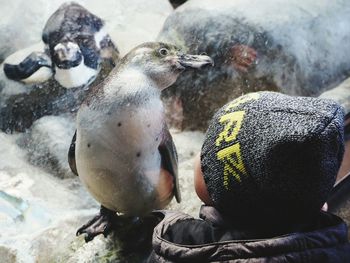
121 42 213 90
53 41 82 69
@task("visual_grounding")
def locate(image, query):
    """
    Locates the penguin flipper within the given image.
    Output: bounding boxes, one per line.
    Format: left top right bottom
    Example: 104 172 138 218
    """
4 51 52 82
68 131 78 176
158 126 181 203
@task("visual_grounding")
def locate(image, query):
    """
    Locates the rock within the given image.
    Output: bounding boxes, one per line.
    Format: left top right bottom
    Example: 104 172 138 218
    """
0 246 17 263
319 77 350 117
329 174 350 239
17 115 76 178
332 198 350 240
0 1 45 63
31 213 118 263
158 0 350 130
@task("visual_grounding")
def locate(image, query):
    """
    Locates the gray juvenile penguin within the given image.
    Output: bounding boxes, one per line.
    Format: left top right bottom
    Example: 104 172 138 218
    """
69 42 213 242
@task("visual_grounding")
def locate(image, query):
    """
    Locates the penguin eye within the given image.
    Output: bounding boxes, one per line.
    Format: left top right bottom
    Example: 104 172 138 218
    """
159 48 169 56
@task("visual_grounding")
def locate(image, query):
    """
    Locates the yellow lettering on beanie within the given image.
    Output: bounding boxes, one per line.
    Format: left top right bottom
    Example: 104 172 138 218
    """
216 111 245 146
217 143 246 184
225 93 260 112
215 93 260 189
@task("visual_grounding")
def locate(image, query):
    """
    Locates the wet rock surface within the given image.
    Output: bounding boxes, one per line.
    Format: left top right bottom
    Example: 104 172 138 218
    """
319 77 350 117
0 246 17 263
333 200 350 240
18 115 76 178
158 0 350 130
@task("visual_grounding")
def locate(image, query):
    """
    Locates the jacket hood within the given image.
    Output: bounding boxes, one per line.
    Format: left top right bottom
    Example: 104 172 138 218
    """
150 206 350 262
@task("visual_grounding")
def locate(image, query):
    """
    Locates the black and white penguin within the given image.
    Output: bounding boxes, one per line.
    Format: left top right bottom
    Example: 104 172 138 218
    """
3 2 118 89
68 42 213 242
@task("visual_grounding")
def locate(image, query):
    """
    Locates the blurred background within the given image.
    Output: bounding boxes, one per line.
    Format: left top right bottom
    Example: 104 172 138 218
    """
0 0 349 262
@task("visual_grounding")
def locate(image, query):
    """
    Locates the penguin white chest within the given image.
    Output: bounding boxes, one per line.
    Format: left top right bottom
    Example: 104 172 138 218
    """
76 97 166 215
54 60 98 88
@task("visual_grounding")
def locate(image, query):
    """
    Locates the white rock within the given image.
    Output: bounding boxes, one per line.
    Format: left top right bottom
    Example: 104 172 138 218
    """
22 115 76 178
0 130 98 262
319 77 350 115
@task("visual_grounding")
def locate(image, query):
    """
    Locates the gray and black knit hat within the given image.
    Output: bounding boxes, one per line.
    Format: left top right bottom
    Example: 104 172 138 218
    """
201 91 345 230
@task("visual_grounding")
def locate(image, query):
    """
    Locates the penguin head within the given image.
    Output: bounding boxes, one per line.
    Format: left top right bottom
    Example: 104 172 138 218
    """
53 41 83 69
121 42 214 89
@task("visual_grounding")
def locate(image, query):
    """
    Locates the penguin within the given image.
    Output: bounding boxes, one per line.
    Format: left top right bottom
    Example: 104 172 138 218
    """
69 42 213 242
3 2 118 89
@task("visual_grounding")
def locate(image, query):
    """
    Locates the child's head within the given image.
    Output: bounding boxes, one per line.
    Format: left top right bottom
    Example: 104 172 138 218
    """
195 91 345 231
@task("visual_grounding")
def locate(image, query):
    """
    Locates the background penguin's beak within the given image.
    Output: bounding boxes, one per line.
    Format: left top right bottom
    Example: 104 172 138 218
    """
53 42 83 69
177 54 214 69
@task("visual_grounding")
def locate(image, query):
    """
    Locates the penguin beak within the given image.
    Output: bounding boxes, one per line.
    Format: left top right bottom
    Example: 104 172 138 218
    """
53 42 83 69
176 54 214 70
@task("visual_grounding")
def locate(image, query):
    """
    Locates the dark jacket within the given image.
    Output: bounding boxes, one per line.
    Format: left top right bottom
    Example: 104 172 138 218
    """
148 206 350 262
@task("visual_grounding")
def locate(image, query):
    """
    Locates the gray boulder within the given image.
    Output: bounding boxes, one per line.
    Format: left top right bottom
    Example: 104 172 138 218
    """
158 0 350 130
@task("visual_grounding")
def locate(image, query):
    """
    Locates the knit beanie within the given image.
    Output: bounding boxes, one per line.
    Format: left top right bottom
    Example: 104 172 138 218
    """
201 91 344 230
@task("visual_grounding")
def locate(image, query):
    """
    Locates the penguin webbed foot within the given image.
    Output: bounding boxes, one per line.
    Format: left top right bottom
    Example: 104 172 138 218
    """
76 206 116 242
